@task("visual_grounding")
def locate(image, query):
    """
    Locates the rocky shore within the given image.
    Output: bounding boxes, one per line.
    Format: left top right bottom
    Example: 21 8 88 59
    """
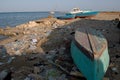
0 12 120 80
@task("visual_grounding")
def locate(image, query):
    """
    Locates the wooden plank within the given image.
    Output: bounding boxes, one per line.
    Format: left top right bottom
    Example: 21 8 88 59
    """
74 28 107 59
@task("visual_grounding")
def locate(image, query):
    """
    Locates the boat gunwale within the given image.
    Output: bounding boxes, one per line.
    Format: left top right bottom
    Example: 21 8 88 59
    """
73 29 107 60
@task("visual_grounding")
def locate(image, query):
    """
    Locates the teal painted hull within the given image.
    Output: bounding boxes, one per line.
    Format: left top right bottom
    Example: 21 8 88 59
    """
57 14 75 19
71 28 109 80
75 11 99 18
71 41 109 80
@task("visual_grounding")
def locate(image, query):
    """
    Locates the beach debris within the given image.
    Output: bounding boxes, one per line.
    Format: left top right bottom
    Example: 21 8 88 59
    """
0 15 120 80
111 67 119 74
29 45 37 50
0 45 7 56
45 30 52 37
7 57 15 64
31 38 38 43
33 66 41 74
117 21 120 29
0 70 12 80
27 56 37 61
46 69 61 80
24 74 44 80
103 77 109 80
0 62 4 66
70 71 83 77
112 18 119 25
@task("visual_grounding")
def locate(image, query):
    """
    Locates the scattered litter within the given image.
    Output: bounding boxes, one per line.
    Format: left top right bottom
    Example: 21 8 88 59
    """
25 74 44 80
29 45 37 50
7 57 15 64
27 56 37 61
0 62 4 66
32 39 37 43
45 30 52 37
14 50 22 56
34 66 40 74
0 70 11 80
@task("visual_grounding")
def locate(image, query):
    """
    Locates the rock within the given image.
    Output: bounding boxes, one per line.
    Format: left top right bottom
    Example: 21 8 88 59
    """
117 21 120 29
52 23 58 28
43 21 51 26
29 45 37 50
103 77 110 80
25 74 44 80
34 66 40 74
27 56 37 61
28 21 38 27
111 67 119 74
31 39 37 43
57 74 67 80
0 70 11 80
0 45 7 56
46 69 61 80
49 50 58 54
0 62 4 66
7 57 15 64
14 50 22 56
45 30 52 37
58 47 66 54
55 20 65 25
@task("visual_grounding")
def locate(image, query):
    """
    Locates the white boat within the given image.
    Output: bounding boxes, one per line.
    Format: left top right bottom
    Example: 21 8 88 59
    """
69 8 82 14
68 8 99 18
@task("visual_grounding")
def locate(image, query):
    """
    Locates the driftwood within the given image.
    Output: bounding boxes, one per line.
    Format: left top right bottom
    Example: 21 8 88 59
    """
38 56 84 78
48 60 84 78
39 57 109 79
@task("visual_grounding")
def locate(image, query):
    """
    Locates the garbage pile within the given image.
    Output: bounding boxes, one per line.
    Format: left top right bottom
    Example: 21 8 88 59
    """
0 18 74 55
0 17 120 80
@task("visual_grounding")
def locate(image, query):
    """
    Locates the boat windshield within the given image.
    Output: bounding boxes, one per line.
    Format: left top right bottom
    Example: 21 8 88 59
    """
72 8 80 12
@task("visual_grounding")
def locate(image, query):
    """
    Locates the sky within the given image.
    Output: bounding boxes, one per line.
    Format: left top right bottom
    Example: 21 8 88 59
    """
0 0 120 12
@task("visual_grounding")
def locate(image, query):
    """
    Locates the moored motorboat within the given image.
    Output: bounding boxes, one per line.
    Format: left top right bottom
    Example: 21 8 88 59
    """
75 11 99 18
71 28 109 80
57 13 75 20
68 8 99 18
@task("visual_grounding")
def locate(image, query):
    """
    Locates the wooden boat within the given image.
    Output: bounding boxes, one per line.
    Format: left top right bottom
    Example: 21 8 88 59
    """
71 28 109 80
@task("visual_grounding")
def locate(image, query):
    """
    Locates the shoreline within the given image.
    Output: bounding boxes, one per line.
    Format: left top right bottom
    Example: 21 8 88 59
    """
0 12 120 80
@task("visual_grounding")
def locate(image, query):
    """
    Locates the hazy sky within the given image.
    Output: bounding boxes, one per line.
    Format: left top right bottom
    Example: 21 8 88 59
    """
0 0 120 12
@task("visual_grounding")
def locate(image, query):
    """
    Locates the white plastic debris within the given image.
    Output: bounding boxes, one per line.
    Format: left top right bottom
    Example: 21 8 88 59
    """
7 57 15 64
32 39 37 43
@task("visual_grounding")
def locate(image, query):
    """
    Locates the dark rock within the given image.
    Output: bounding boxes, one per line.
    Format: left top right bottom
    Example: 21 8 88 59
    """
117 21 120 29
70 32 75 35
0 70 12 80
115 55 120 58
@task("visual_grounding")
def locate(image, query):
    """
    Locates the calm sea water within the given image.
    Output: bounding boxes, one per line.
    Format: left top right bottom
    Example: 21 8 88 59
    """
0 12 64 28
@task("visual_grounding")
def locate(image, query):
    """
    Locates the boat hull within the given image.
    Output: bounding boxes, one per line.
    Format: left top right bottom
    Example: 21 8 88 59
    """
57 14 75 20
71 42 109 80
71 28 109 80
75 11 99 18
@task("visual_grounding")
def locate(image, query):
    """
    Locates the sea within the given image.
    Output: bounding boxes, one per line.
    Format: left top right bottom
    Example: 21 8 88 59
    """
0 11 64 28
0 11 64 40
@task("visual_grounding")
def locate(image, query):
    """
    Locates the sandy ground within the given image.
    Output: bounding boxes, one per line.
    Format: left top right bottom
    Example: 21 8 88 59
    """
0 12 120 80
